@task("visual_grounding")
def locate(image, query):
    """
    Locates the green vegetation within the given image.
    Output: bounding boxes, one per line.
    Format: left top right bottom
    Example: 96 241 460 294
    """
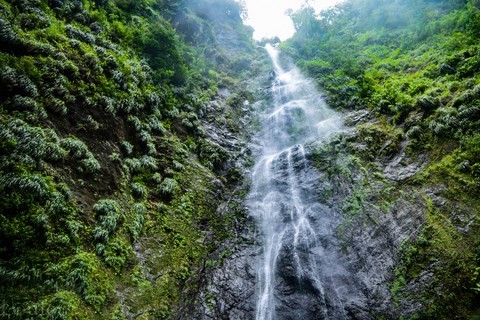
285 0 480 317
0 0 263 318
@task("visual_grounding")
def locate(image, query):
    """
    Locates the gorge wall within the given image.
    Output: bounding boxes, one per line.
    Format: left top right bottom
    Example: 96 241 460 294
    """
191 1 480 319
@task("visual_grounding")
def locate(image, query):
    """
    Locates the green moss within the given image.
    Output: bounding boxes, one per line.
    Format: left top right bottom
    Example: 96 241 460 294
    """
391 195 479 317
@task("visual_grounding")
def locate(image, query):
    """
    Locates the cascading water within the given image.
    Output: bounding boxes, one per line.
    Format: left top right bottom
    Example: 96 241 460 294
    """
248 44 364 320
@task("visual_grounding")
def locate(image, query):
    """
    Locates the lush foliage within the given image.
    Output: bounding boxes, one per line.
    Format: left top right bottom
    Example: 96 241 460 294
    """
0 0 260 318
284 0 480 317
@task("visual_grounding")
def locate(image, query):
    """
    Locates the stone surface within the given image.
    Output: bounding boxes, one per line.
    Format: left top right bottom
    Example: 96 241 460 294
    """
187 67 434 320
183 225 258 320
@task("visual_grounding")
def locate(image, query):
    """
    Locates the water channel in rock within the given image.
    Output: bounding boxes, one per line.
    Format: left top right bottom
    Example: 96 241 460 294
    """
248 44 364 320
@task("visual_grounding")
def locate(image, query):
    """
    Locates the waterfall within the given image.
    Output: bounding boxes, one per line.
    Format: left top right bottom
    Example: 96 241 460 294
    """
248 44 360 320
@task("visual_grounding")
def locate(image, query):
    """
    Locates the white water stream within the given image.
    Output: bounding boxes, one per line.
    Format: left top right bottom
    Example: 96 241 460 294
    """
248 44 354 320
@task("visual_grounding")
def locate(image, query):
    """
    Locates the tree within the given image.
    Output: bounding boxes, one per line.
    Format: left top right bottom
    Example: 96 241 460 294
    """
287 6 320 37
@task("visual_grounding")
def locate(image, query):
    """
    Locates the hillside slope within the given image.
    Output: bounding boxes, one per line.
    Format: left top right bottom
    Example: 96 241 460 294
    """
0 0 268 318
283 0 480 318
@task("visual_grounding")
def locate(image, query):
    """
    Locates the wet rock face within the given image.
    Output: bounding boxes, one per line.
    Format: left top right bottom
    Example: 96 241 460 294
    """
184 229 257 320
192 148 389 320
189 143 428 320
189 51 429 319
245 44 370 320
258 150 369 320
340 193 426 317
274 241 332 320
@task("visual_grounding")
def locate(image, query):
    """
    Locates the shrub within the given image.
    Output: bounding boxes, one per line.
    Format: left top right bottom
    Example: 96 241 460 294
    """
93 199 122 243
130 203 146 240
131 182 148 198
158 177 178 195
61 137 89 159
80 154 101 173
121 141 133 155
54 252 113 311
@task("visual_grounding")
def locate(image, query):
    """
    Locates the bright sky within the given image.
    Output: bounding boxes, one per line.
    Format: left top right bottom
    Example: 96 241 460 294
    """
241 0 345 40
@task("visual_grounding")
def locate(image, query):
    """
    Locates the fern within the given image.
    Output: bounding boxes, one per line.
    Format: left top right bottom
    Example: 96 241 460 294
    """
127 115 142 131
80 154 101 173
173 160 185 171
46 192 69 216
146 142 156 155
146 91 162 112
0 173 49 198
1 66 38 97
138 130 152 144
131 182 148 198
47 252 113 311
139 155 157 170
94 228 110 243
128 203 147 240
7 95 37 111
458 104 480 119
0 119 66 162
406 125 424 139
30 291 85 320
60 137 89 159
0 261 43 284
60 137 100 173
181 117 194 128
147 115 166 133
120 141 133 155
429 120 447 135
131 214 145 240
100 96 116 114
109 152 121 162
93 199 121 243
152 172 162 183
158 177 178 195
45 96 67 115
124 158 141 173
102 238 131 273
56 183 72 201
